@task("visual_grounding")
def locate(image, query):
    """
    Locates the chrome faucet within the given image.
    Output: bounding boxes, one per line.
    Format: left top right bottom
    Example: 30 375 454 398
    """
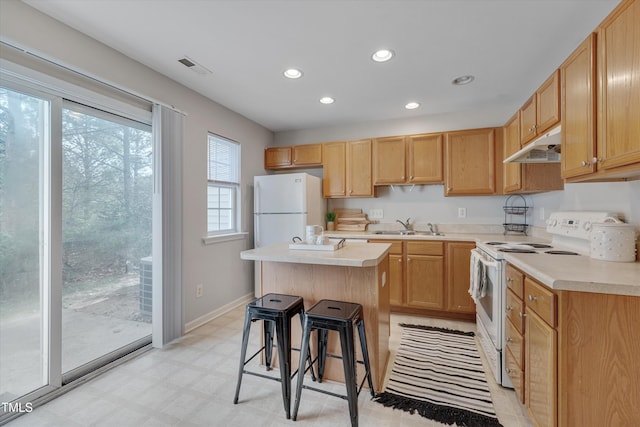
396 218 411 230
427 223 436 234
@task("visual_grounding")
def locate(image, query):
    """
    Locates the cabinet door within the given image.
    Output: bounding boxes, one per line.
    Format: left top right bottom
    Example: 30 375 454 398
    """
406 255 444 310
373 136 406 184
537 70 561 135
503 113 522 193
407 133 443 183
347 139 373 197
445 242 475 313
444 128 496 196
520 96 537 145
525 308 558 427
265 147 292 169
293 144 322 167
597 0 640 171
388 254 404 306
561 34 597 179
322 142 346 197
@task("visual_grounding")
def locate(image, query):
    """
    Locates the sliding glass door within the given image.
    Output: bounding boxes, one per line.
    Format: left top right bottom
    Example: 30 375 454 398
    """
60 102 152 377
0 82 153 410
0 86 54 402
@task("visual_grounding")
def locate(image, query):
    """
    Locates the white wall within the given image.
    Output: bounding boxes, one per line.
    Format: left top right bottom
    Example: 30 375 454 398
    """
1 1 273 325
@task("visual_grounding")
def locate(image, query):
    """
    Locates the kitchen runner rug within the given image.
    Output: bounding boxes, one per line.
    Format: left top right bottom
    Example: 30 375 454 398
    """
374 324 503 427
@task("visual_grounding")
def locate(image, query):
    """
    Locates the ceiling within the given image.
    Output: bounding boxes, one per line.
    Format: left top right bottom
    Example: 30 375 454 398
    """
23 0 619 133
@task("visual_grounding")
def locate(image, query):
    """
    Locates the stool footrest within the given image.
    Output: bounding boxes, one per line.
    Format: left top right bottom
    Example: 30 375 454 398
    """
301 384 349 401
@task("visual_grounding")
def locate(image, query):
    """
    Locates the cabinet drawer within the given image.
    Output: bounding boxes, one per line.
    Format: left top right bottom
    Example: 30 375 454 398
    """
372 239 403 255
505 318 524 367
506 288 524 333
524 277 556 327
505 264 524 299
407 241 443 256
505 347 525 404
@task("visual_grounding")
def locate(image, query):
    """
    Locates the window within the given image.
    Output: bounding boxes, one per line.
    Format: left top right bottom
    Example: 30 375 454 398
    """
207 134 240 234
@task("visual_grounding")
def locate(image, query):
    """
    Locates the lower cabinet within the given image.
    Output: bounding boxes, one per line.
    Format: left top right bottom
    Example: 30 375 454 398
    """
371 239 475 318
505 263 640 427
525 306 557 427
407 243 444 309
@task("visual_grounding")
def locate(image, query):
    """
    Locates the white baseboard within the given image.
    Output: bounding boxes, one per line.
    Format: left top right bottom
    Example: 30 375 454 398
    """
184 293 254 333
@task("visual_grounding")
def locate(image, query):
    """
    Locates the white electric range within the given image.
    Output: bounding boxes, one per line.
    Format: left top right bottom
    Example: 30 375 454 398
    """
472 211 617 388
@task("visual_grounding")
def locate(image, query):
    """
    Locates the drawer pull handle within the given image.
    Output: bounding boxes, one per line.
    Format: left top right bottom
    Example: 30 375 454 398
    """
506 337 513 343
506 368 512 374
528 295 537 302
506 305 512 312
519 312 526 318
506 277 513 282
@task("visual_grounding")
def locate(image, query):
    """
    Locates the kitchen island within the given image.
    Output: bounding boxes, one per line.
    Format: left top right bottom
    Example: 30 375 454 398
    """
240 241 391 392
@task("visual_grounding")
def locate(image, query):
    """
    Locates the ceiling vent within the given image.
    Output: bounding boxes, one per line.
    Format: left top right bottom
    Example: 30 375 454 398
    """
178 56 212 75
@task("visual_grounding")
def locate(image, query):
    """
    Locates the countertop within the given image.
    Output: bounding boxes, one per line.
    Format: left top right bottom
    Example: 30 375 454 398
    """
240 241 391 267
324 230 640 296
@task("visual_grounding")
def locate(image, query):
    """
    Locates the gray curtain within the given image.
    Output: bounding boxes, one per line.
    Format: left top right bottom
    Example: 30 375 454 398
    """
152 104 184 347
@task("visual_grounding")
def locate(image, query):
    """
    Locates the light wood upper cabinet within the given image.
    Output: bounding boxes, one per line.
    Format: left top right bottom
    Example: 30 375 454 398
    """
265 144 322 169
347 139 374 197
504 112 523 192
561 33 597 179
373 133 443 185
445 128 496 196
596 0 640 173
322 141 346 197
373 136 406 184
264 146 292 169
445 242 475 314
292 144 322 167
407 133 443 183
504 113 564 193
322 139 373 198
520 70 561 145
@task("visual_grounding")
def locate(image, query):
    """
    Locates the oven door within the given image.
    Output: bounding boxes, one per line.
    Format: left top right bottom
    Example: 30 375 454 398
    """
470 248 503 350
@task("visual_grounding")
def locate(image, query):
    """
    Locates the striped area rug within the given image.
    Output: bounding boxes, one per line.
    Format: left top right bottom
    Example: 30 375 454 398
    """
374 324 503 427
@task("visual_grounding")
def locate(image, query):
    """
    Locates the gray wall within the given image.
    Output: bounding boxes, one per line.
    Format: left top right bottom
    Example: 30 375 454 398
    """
1 0 273 325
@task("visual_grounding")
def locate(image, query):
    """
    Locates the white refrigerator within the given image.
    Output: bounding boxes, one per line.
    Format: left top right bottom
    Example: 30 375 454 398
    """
253 173 325 248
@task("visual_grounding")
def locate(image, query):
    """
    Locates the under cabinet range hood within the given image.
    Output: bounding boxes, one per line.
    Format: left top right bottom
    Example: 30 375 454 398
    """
503 125 561 163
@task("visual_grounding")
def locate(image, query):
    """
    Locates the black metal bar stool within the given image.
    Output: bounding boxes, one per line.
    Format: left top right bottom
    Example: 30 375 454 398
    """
233 293 315 419
292 299 374 427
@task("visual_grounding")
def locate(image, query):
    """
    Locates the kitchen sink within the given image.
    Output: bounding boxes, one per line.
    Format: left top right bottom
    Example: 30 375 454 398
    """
374 230 415 235
373 230 445 236
415 231 445 236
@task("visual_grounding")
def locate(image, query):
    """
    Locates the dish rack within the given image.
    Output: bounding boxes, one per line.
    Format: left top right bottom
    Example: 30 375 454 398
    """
503 194 529 235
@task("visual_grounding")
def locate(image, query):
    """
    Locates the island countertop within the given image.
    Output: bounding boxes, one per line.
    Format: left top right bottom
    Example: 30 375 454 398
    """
240 241 391 267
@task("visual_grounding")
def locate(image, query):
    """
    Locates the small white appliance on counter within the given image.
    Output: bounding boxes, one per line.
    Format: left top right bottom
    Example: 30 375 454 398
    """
471 210 626 388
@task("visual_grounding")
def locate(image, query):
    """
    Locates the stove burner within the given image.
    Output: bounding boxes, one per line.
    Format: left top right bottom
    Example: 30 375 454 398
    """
485 242 506 245
498 248 537 254
545 250 579 256
519 243 553 249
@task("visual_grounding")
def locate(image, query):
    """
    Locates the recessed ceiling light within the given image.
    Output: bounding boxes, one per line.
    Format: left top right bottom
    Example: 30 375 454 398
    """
405 102 420 110
371 49 395 63
283 68 303 79
452 75 475 85
319 97 335 104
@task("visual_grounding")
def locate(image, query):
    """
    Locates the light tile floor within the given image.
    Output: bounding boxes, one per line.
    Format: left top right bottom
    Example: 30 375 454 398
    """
7 306 532 426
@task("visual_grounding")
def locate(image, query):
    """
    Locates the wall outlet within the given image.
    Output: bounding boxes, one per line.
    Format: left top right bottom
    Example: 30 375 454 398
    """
196 284 203 298
458 207 467 218
369 209 384 219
